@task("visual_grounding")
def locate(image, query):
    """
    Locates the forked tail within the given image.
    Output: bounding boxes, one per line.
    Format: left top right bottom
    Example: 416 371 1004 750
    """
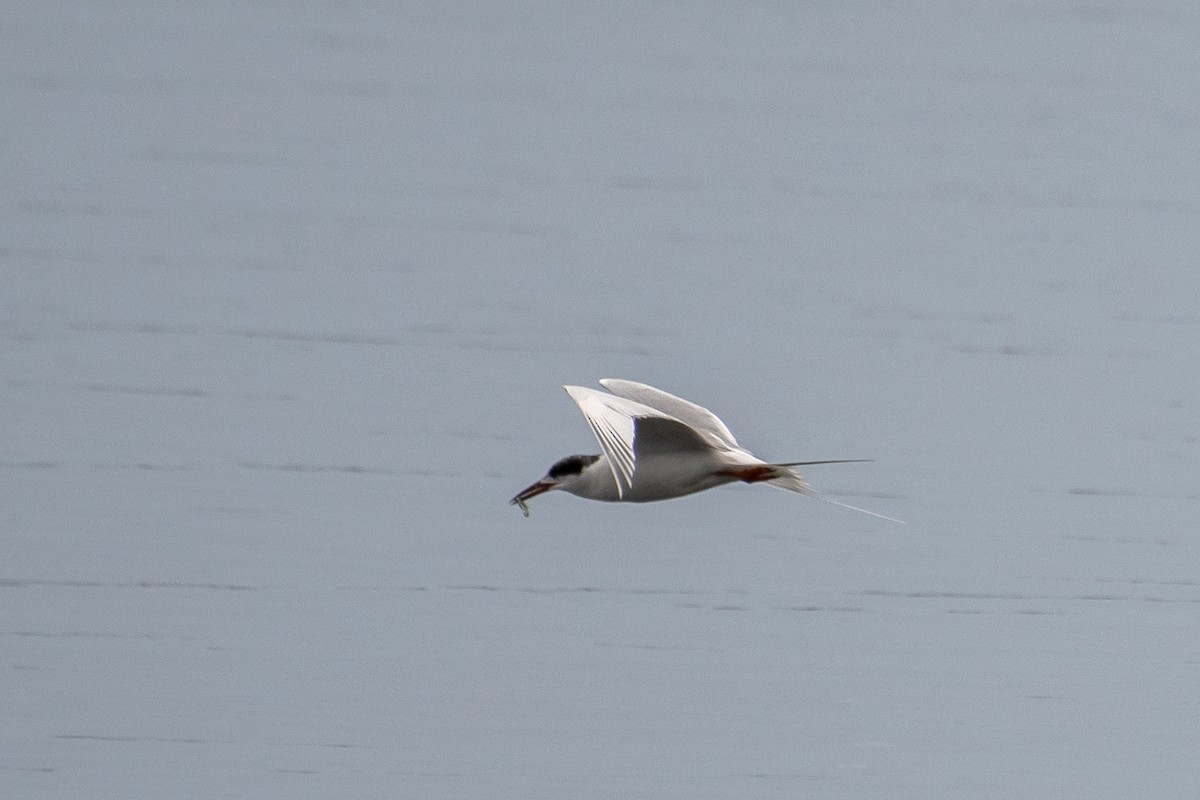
798 487 906 524
761 461 906 524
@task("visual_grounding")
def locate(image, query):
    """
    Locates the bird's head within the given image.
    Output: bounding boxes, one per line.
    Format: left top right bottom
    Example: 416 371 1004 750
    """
510 454 601 517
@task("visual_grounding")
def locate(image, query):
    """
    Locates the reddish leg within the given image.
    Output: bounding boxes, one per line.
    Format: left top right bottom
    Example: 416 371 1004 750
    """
725 465 776 484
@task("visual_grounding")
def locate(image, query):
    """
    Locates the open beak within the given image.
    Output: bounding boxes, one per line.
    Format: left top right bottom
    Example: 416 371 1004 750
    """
510 479 556 517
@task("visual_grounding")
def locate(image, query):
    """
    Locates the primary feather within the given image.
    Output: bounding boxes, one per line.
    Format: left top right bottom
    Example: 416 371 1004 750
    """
599 378 739 448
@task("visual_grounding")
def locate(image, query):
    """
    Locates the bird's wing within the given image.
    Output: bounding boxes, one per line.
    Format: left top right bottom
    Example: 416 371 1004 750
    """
563 384 712 498
599 379 740 448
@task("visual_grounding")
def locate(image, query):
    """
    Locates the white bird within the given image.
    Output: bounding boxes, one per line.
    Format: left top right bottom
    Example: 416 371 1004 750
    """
511 379 903 522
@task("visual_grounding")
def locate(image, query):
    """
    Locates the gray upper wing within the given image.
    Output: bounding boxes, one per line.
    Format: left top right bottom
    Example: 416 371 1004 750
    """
630 416 715 459
599 379 739 449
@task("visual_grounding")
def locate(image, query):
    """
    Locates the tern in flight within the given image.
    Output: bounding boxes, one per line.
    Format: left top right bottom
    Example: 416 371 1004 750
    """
510 379 902 522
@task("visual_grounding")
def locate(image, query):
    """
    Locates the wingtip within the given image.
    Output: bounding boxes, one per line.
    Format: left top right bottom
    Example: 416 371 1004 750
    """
598 378 637 390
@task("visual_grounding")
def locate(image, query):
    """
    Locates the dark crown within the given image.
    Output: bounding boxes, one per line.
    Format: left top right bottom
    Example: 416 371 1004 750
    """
548 454 600 479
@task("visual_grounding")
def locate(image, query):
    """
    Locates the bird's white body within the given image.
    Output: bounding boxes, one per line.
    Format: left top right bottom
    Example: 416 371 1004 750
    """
558 448 748 503
511 379 902 522
562 380 803 500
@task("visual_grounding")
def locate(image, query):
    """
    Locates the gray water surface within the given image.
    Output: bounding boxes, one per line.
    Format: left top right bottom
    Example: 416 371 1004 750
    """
4 2 1199 798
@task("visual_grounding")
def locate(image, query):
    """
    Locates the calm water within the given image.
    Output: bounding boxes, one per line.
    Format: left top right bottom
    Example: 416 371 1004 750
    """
4 2 1199 797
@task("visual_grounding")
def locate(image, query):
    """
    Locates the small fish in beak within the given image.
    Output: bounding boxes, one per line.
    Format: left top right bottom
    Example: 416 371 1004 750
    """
509 478 557 517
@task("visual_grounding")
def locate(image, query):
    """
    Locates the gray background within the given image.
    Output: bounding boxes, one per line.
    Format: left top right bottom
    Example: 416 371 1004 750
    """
4 2 1199 797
